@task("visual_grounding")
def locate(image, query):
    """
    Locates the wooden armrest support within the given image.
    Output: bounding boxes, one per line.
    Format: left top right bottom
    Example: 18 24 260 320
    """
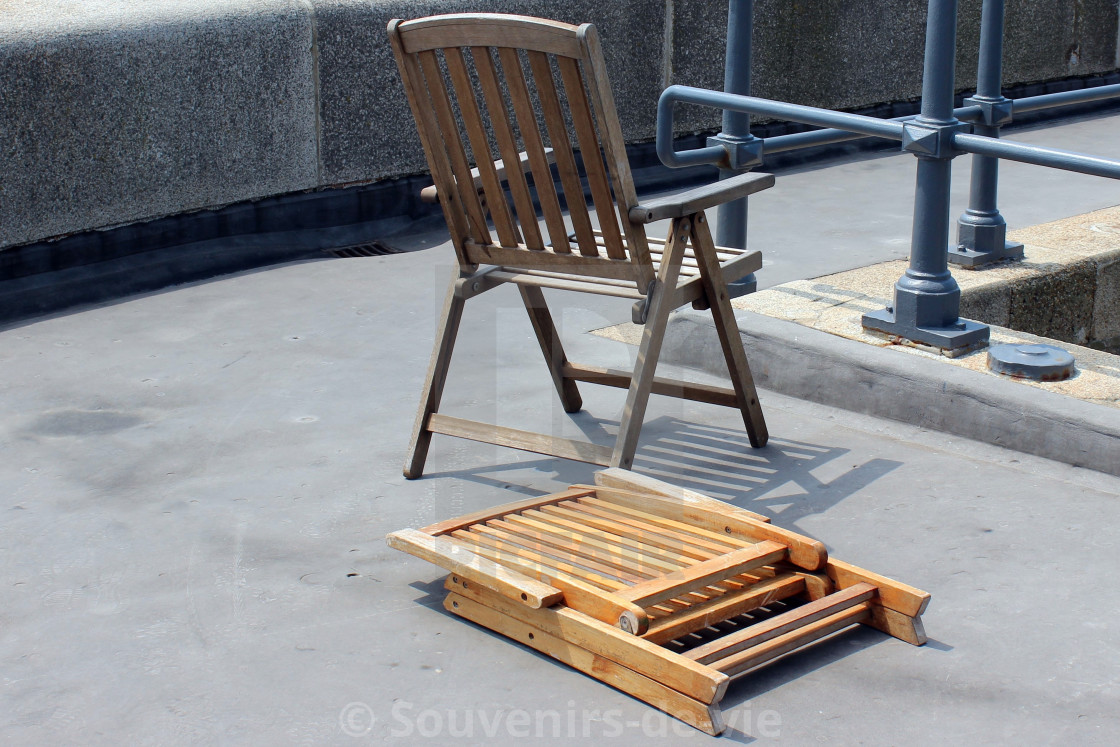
421 147 556 203
628 171 775 223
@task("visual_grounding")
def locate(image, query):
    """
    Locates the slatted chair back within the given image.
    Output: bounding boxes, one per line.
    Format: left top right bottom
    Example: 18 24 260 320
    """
388 14 656 290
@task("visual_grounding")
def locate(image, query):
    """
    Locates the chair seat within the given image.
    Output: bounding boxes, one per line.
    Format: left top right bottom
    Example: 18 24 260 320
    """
486 229 763 302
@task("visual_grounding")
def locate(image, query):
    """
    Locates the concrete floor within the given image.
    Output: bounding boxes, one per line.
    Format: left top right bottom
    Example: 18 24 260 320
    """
2 112 1120 745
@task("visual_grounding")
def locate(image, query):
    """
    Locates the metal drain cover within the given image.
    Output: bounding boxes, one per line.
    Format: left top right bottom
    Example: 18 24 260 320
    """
323 240 402 258
987 343 1075 381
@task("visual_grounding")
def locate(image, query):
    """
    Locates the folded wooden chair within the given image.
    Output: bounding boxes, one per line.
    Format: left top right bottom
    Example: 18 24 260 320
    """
389 14 776 478
388 468 930 736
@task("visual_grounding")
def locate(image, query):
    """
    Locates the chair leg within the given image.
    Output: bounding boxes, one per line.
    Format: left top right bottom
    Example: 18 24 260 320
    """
611 217 689 470
689 212 769 448
403 277 468 479
518 285 583 413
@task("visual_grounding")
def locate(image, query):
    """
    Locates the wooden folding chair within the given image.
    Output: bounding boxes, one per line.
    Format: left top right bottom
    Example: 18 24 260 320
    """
388 468 930 736
389 14 776 478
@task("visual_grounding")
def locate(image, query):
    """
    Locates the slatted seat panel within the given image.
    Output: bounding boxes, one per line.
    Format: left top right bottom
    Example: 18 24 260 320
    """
437 491 886 668
390 14 655 288
388 473 931 736
430 488 795 624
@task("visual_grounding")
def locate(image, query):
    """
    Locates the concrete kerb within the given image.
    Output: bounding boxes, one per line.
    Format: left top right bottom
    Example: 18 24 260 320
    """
657 308 1120 477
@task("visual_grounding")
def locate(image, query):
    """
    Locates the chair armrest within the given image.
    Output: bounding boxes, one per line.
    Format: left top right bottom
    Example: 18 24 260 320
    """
421 148 555 204
628 171 775 223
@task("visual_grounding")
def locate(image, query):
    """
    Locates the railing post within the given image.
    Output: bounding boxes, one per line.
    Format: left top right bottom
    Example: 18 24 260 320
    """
949 0 1024 267
862 0 990 352
707 0 763 293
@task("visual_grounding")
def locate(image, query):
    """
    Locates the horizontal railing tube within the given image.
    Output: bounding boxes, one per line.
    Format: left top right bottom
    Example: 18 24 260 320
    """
658 87 1120 182
661 83 1120 167
657 86 906 168
762 105 985 154
952 132 1120 180
1012 83 1120 114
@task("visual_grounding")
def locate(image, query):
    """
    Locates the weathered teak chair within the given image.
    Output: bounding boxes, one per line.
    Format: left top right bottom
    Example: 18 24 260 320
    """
389 14 776 478
388 469 930 735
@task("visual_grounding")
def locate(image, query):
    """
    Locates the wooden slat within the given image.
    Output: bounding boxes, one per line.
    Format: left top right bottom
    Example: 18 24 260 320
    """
686 583 877 665
669 247 764 310
420 487 595 536
539 510 770 596
556 56 626 259
386 529 563 608
517 516 746 609
575 24 655 289
451 529 650 635
711 604 871 677
427 413 612 465
416 50 491 245
446 580 730 706
464 242 639 280
536 504 719 563
387 23 473 268
591 484 828 571
471 523 645 584
826 558 931 617
577 495 750 553
563 363 740 408
499 513 740 607
526 50 598 257
487 271 643 299
509 268 636 287
592 469 771 523
620 541 787 608
497 47 570 253
497 514 686 574
644 235 741 258
643 574 807 645
453 529 609 590
444 48 521 247
552 228 740 267
454 528 627 591
398 14 584 58
461 529 700 620
444 593 724 735
471 47 545 250
520 507 694 564
561 500 740 562
488 518 659 580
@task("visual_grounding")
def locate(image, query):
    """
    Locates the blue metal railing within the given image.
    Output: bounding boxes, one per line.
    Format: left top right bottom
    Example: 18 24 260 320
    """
660 0 1120 352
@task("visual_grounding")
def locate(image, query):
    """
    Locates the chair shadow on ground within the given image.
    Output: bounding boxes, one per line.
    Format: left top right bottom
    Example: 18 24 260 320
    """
430 414 903 533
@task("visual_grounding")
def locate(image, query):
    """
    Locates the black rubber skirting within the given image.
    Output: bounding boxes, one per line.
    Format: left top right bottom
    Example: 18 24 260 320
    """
3 72 1120 325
